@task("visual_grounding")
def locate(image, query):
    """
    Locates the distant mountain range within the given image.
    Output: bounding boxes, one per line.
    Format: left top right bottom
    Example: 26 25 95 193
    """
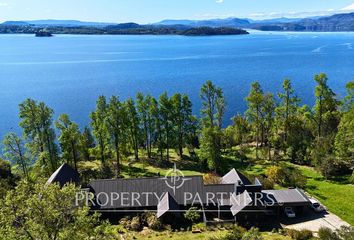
1 12 354 32
2 20 115 27
155 17 305 26
253 12 354 31
155 12 354 31
156 18 250 27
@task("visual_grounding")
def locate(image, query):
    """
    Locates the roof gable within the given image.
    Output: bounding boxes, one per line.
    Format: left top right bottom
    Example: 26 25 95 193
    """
47 163 80 187
230 190 253 216
157 192 180 218
222 168 251 185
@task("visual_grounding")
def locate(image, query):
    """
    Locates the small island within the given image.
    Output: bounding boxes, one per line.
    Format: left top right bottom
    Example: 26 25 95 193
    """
35 30 53 37
181 27 249 36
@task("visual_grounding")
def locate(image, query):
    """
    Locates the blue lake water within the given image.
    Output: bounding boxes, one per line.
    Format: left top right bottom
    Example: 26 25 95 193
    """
0 31 353 139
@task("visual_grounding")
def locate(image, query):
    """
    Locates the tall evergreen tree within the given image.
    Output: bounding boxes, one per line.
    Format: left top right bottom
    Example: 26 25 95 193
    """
159 92 173 162
19 99 58 173
150 97 163 161
55 114 81 171
310 74 340 176
261 93 276 161
171 94 193 158
106 96 126 175
231 114 250 145
2 133 30 179
125 98 140 161
200 81 225 172
245 82 264 160
145 95 155 159
335 82 354 170
137 93 153 158
79 127 95 162
313 73 340 138
90 96 109 165
276 79 300 154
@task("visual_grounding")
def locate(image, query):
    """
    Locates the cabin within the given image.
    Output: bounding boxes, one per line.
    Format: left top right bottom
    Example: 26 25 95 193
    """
47 164 311 227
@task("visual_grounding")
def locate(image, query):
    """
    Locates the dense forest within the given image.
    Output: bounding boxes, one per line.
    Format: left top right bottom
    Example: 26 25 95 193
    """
0 74 353 239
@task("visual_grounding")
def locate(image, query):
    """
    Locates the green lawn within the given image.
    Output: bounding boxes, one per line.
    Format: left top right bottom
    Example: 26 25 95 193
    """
297 165 354 225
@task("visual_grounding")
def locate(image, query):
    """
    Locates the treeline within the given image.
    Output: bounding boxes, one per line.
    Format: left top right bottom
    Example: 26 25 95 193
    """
0 23 248 36
1 74 353 180
2 92 199 178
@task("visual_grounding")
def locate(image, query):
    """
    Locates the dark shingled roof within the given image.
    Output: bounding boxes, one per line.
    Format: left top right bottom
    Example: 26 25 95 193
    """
89 176 205 209
222 168 252 185
157 192 180 218
47 163 80 187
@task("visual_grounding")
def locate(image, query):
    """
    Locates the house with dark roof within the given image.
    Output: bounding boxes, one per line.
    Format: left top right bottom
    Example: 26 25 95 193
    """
47 165 311 227
47 163 80 187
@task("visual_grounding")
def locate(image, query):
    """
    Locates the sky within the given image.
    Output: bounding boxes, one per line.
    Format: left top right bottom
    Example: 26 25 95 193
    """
0 0 354 24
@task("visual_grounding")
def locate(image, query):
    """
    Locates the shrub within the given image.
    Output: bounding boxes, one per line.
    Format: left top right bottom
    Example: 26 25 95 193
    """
0 178 12 199
257 176 274 190
349 172 354 184
203 173 222 184
241 227 263 240
285 229 313 240
336 225 354 240
286 169 307 188
266 165 307 188
146 213 163 230
119 216 131 229
285 229 298 239
0 158 11 178
130 216 141 231
226 225 247 240
209 225 246 240
266 166 286 184
299 229 313 240
318 227 340 240
193 222 207 232
184 207 201 223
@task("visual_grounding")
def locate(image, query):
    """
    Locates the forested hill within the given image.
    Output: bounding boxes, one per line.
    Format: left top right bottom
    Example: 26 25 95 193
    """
157 12 354 32
181 27 248 36
253 12 354 32
0 22 249 36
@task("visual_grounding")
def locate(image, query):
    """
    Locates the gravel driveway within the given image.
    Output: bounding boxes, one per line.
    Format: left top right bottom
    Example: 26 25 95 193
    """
281 207 351 233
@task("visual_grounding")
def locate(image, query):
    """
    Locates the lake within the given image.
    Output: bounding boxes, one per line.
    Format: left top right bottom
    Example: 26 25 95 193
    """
0 31 353 139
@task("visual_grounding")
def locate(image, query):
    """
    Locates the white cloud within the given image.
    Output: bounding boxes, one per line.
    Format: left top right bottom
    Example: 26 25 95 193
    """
0 2 8 7
341 3 354 11
216 0 224 3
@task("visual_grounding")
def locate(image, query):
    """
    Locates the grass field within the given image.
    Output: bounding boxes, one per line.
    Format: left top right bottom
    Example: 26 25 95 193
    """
298 165 354 225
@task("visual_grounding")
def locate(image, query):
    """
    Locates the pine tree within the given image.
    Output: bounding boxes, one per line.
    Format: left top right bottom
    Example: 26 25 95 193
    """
2 133 30 179
55 114 81 171
200 81 225 172
125 98 140 161
106 96 126 175
245 82 264 160
90 96 109 165
276 79 300 154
